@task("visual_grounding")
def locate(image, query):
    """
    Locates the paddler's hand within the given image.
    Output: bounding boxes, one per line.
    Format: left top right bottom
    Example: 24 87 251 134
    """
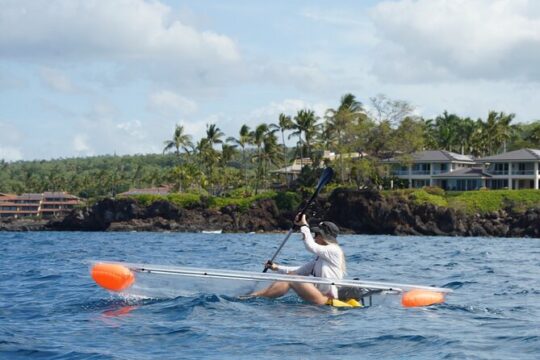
294 213 308 227
264 260 278 271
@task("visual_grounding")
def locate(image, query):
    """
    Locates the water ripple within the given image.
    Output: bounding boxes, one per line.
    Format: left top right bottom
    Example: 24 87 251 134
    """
1 232 539 360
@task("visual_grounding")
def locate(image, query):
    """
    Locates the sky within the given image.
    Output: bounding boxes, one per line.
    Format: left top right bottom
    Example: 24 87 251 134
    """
1 0 540 161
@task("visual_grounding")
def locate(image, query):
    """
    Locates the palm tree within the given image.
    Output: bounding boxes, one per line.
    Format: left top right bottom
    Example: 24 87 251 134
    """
252 124 270 194
227 124 252 188
434 111 460 152
291 109 320 167
270 113 293 186
456 117 476 155
205 123 225 147
252 126 281 192
525 122 540 146
325 94 365 182
495 112 516 153
163 124 193 158
220 143 237 167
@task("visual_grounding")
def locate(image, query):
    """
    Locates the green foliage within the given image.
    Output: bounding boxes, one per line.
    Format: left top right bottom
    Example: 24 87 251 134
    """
274 191 301 211
410 189 448 207
423 186 445 196
208 191 277 211
381 188 540 214
131 193 201 208
446 189 540 214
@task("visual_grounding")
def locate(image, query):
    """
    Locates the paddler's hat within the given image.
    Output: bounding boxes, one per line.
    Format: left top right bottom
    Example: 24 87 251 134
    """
311 221 340 244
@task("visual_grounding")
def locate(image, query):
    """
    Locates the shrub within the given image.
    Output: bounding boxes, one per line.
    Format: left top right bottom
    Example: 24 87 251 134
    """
274 191 301 211
132 193 201 208
410 189 448 207
423 186 445 196
209 191 277 211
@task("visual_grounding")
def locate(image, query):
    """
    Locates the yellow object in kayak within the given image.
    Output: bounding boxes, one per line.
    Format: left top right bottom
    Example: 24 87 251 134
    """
326 298 362 308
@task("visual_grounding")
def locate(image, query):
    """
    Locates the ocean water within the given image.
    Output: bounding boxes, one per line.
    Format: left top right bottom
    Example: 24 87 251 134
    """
0 231 539 360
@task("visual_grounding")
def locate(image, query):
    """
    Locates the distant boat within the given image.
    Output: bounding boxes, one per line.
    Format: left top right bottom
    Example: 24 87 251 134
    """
201 230 222 234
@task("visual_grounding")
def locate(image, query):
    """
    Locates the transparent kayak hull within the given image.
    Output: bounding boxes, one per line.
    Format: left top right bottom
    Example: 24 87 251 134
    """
89 260 452 304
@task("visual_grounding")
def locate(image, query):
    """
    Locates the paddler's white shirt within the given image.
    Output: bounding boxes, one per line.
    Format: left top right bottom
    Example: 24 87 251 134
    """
276 225 344 299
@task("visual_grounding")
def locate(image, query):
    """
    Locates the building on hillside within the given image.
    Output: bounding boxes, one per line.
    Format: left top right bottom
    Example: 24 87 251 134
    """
117 185 171 196
476 149 540 189
431 167 492 191
271 151 365 183
382 148 540 190
0 192 81 219
382 150 477 189
271 158 313 183
40 192 81 218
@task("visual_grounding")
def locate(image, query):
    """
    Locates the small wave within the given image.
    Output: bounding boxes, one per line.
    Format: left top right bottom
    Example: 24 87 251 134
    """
492 335 539 343
442 281 477 290
442 303 504 316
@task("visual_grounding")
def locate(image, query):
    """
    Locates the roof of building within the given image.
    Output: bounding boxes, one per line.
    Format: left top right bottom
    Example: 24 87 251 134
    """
432 167 492 179
18 193 44 200
477 148 540 162
383 150 475 163
43 192 78 198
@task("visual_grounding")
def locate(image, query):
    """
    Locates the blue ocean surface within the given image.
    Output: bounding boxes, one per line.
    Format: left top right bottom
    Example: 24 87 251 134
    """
0 231 539 359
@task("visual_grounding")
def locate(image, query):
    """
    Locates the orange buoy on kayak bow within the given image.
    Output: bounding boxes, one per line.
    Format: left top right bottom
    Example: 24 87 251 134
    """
401 289 445 307
91 263 135 292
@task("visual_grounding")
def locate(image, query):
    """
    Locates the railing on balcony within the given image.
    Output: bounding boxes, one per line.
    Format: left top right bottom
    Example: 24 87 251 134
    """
432 169 448 174
489 170 509 175
392 170 409 176
411 170 430 175
512 170 535 175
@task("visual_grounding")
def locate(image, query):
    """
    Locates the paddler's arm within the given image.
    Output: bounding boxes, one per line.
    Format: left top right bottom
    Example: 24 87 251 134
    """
294 213 337 261
265 260 315 275
300 225 339 262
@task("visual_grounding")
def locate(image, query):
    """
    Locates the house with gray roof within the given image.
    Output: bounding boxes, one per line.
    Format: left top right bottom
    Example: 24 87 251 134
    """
382 150 479 189
383 148 540 190
476 149 540 189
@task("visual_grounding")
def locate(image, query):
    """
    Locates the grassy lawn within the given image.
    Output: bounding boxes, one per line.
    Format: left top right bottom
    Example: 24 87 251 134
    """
402 188 540 214
126 188 540 215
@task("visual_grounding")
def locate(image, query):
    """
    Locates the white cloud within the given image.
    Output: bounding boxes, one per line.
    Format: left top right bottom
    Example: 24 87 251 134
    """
370 0 540 82
73 134 92 154
148 90 198 116
116 120 146 140
0 0 240 62
251 99 329 121
0 0 242 87
39 67 75 93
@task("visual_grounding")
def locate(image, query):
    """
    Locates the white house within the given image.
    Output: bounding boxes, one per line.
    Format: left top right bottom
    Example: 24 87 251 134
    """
383 148 540 190
382 150 477 189
476 149 540 189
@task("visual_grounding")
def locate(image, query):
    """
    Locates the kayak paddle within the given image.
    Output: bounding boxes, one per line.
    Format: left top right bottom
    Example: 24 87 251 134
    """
263 167 334 272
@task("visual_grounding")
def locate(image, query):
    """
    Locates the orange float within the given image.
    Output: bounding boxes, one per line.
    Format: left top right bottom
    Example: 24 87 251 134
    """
91 263 135 292
401 289 445 307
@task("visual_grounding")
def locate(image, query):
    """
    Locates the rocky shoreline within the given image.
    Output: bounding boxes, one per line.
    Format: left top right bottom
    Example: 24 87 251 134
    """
1 189 539 238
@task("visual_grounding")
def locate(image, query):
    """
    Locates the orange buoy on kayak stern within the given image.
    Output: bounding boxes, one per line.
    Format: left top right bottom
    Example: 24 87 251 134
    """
401 289 445 307
91 263 135 292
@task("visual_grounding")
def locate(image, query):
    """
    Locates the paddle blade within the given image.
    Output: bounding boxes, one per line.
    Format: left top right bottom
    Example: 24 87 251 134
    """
315 167 334 193
299 167 334 215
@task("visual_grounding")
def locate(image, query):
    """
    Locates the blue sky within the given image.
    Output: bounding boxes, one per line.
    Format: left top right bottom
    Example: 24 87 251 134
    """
1 0 540 161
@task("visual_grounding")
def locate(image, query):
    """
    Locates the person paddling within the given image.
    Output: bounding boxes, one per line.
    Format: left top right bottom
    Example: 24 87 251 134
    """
252 213 346 305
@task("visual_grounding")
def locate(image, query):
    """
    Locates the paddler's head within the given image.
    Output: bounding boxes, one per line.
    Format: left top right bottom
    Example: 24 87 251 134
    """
312 221 339 245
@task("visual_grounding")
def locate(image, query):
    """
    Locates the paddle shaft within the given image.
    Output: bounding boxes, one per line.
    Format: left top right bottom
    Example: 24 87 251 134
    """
262 167 333 272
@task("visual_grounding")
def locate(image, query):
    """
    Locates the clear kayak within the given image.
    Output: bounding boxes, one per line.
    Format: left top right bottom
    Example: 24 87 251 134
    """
89 260 453 307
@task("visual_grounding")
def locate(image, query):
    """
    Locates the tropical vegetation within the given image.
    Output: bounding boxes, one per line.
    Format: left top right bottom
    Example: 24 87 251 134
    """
2 93 540 201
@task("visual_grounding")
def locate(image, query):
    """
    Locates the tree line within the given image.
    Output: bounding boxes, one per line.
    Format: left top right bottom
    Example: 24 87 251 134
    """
1 93 539 198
